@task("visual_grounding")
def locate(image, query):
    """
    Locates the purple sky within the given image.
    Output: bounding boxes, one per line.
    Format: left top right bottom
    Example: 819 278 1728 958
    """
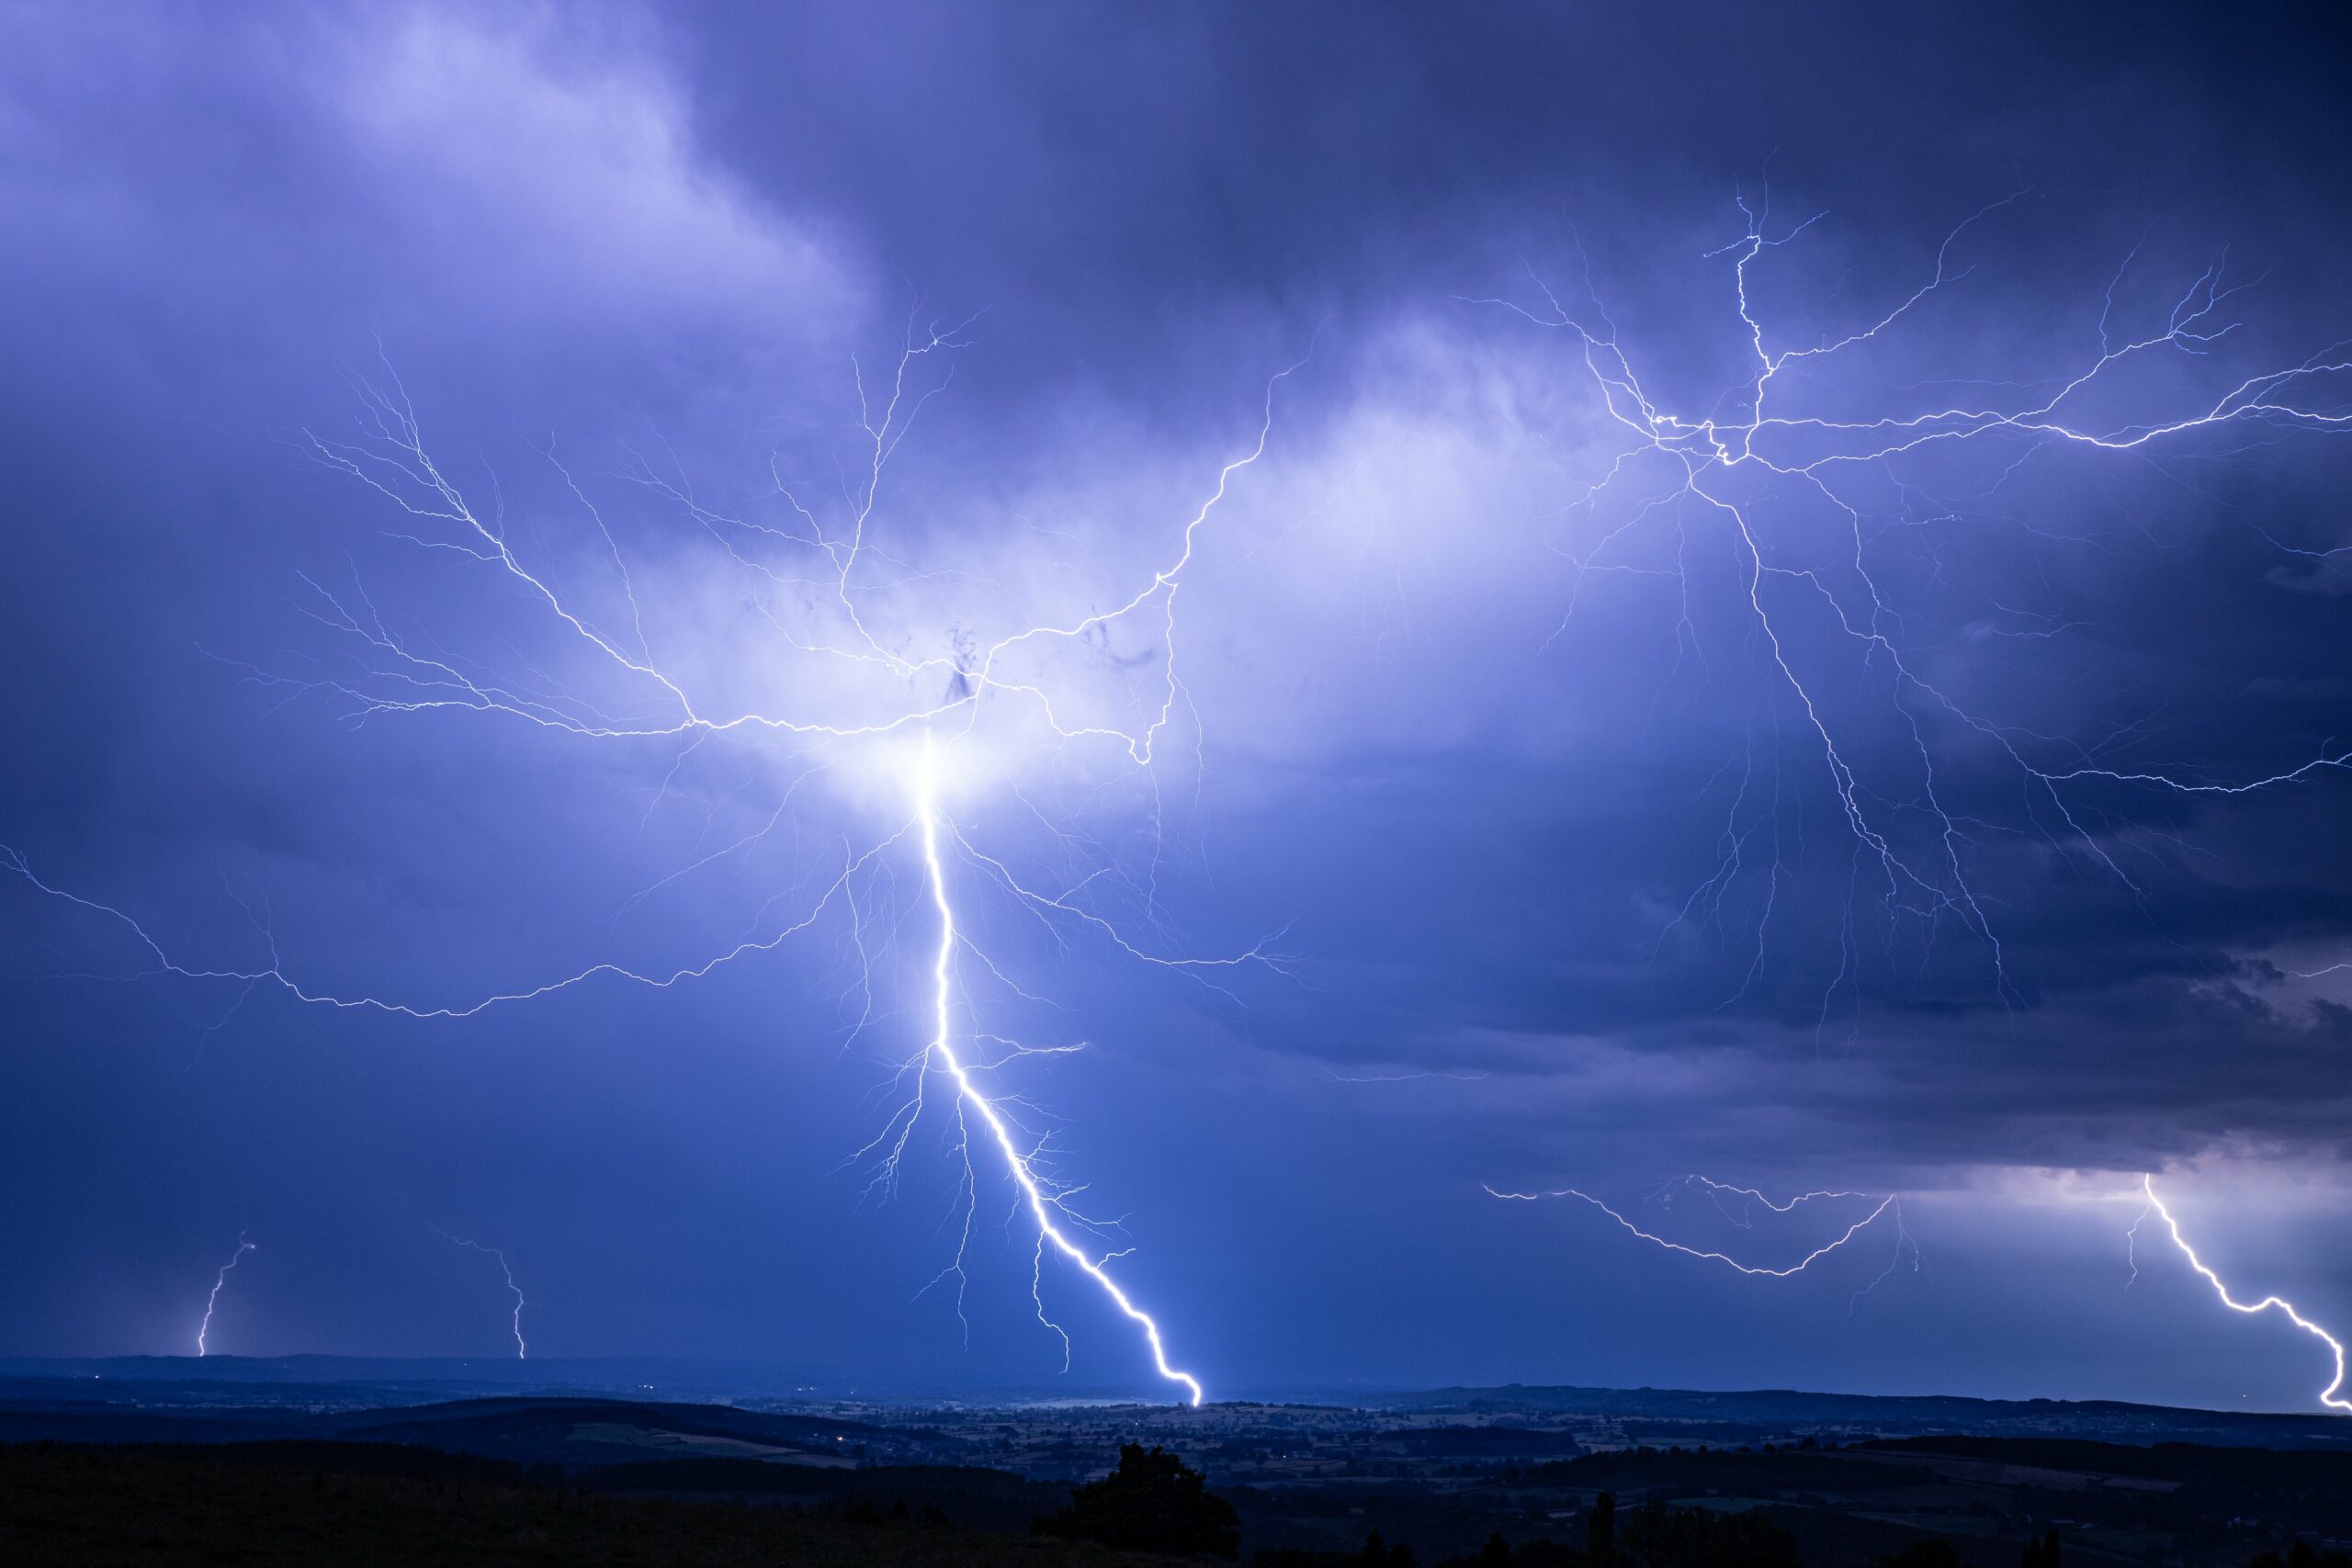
4 2 2351 1410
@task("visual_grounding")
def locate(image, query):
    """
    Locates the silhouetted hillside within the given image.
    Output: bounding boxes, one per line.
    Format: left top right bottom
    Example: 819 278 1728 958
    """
0 1441 1155 1568
1395 1386 2352 1451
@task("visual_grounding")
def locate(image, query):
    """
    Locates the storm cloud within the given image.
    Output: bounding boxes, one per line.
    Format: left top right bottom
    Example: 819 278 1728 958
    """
3 2 2350 1407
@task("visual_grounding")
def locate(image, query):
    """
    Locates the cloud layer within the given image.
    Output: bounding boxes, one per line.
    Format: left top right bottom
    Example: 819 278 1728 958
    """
2 2 2349 1405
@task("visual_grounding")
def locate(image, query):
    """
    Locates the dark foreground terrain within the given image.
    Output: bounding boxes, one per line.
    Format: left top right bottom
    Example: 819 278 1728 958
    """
0 1440 1166 1567
9 1427 2352 1568
4 1371 2351 1566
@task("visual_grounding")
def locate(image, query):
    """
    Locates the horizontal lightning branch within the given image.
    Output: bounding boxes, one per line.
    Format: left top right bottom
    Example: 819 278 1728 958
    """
1487 1179 1898 1279
1481 195 2352 1007
4 333 1299 1400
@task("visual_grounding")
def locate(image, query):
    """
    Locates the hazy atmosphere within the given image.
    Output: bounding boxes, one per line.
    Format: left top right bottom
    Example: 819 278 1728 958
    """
6 2 2352 1416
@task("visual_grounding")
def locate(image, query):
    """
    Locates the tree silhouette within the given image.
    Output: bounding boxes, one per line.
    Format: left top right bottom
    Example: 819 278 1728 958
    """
1587 1492 1616 1558
1035 1442 1240 1559
2019 1529 2061 1568
2250 1546 2352 1568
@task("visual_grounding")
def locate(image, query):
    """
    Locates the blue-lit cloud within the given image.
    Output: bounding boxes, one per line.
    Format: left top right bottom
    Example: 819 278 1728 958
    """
2 2 2349 1408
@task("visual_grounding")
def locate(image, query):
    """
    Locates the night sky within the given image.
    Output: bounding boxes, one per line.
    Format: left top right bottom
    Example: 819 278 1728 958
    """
5 3 2352 1410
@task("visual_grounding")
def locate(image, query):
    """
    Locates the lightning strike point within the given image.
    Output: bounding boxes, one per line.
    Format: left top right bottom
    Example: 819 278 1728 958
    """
910 733 1204 1406
436 1232 527 1359
2138 1176 2350 1415
197 1232 254 1358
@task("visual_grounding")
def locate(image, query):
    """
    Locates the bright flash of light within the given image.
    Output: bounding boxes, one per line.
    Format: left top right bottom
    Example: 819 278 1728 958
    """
2134 1175 2350 1414
909 733 1201 1405
197 1232 254 1357
2 330 1295 1400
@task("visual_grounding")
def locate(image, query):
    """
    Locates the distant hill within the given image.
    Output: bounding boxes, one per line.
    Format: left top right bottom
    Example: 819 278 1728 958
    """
0 1441 1131 1568
7 1375 2352 1567
8 1357 2349 1451
0 1391 972 1471
1393 1382 2352 1450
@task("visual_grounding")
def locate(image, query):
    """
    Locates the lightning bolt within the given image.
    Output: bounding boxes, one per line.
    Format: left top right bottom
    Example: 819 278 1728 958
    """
12 187 2349 1408
1474 192 2349 1377
1484 190 2352 1012
196 1232 254 1357
1849 1198 1919 1319
1487 1178 1898 1279
910 733 1200 1404
2135 1175 2349 1415
1664 1173 1872 1227
3 331 1294 1401
435 1231 526 1359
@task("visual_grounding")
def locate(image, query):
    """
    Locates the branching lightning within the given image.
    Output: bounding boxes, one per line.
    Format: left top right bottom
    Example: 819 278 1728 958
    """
1487 1177 1903 1280
910 734 1200 1404
197 1232 254 1357
4 328 1295 1398
10 180 2351 1409
1482 190 2352 1010
1481 194 2349 1395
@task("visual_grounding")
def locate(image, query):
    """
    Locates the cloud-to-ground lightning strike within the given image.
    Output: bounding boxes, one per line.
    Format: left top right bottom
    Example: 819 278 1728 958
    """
10 179 2349 1407
3 334 1292 1397
911 734 1200 1404
196 1233 254 1358
435 1232 527 1360
1479 194 2351 1392
2134 1176 2351 1415
1487 1178 1900 1280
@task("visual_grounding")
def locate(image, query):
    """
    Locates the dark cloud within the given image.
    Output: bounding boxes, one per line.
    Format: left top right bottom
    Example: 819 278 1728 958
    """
2 1 2349 1405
